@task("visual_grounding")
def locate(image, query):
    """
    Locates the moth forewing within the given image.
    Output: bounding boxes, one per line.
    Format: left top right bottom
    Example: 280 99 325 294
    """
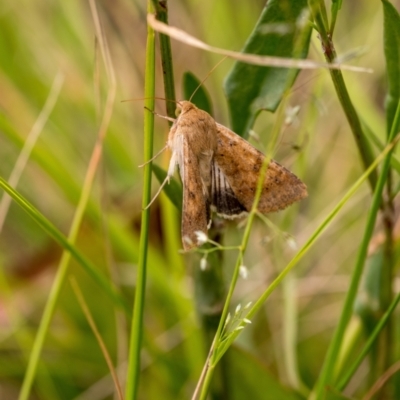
167 101 218 249
181 138 210 250
214 123 307 213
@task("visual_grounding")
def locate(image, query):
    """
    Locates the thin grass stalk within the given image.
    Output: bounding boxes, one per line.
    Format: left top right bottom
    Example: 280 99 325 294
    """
282 275 303 391
70 278 124 400
0 71 64 232
378 9 398 381
337 291 400 391
152 1 232 393
151 0 185 280
197 96 289 400
124 2 155 399
150 0 208 385
152 0 176 119
308 0 377 190
313 100 400 399
280 26 314 395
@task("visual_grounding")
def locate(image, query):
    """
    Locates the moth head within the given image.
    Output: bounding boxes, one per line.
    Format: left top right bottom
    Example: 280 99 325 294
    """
176 100 196 117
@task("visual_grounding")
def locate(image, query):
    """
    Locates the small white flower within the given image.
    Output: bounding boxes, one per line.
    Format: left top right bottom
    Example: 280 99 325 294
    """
243 318 252 325
200 257 208 271
248 129 260 142
285 105 300 125
225 313 231 325
235 304 241 314
285 234 298 250
235 326 245 332
239 265 248 279
244 302 252 309
194 231 208 245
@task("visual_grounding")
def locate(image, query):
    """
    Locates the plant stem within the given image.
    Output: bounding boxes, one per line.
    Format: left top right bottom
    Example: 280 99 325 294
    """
337 291 400 391
153 0 176 118
198 97 289 400
313 101 400 399
309 0 377 190
124 2 155 398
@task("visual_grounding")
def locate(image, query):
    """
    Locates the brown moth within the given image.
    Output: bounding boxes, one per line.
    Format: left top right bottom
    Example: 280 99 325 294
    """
161 100 307 250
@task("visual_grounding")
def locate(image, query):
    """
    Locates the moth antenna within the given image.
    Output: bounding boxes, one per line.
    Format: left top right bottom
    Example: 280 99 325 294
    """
138 144 168 167
144 107 175 122
122 96 179 104
143 176 170 210
189 56 228 102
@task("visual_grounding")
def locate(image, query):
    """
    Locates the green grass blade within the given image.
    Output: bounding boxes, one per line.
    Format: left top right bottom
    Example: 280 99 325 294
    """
337 291 400 391
124 2 155 398
309 0 378 190
0 177 129 313
0 72 64 232
382 0 400 135
313 100 400 399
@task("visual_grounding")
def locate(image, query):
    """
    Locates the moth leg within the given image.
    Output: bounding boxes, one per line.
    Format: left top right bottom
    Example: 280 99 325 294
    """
143 150 177 210
144 106 176 123
138 144 168 167
143 176 170 210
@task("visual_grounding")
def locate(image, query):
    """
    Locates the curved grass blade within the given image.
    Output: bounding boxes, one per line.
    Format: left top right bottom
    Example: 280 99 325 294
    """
0 177 129 313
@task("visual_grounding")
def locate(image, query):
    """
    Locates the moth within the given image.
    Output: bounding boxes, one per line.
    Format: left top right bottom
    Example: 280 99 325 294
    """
154 100 307 250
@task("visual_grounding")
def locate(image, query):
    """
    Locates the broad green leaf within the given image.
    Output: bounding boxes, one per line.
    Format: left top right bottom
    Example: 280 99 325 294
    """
224 0 311 137
182 71 213 115
382 0 400 135
152 164 182 211
330 0 343 33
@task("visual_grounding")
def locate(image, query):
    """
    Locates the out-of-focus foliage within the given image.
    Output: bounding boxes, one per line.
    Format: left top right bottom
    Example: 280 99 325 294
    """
0 1 399 399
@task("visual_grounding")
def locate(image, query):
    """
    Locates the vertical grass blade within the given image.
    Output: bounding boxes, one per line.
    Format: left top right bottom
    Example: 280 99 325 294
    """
337 291 400 391
124 2 155 399
313 100 400 399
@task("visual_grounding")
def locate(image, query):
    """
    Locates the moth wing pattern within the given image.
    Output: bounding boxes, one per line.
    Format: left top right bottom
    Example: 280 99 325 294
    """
179 135 210 250
214 123 307 213
211 162 247 217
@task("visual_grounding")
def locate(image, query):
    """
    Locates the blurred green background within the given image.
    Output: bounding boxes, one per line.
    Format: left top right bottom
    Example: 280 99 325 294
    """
0 1 399 399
